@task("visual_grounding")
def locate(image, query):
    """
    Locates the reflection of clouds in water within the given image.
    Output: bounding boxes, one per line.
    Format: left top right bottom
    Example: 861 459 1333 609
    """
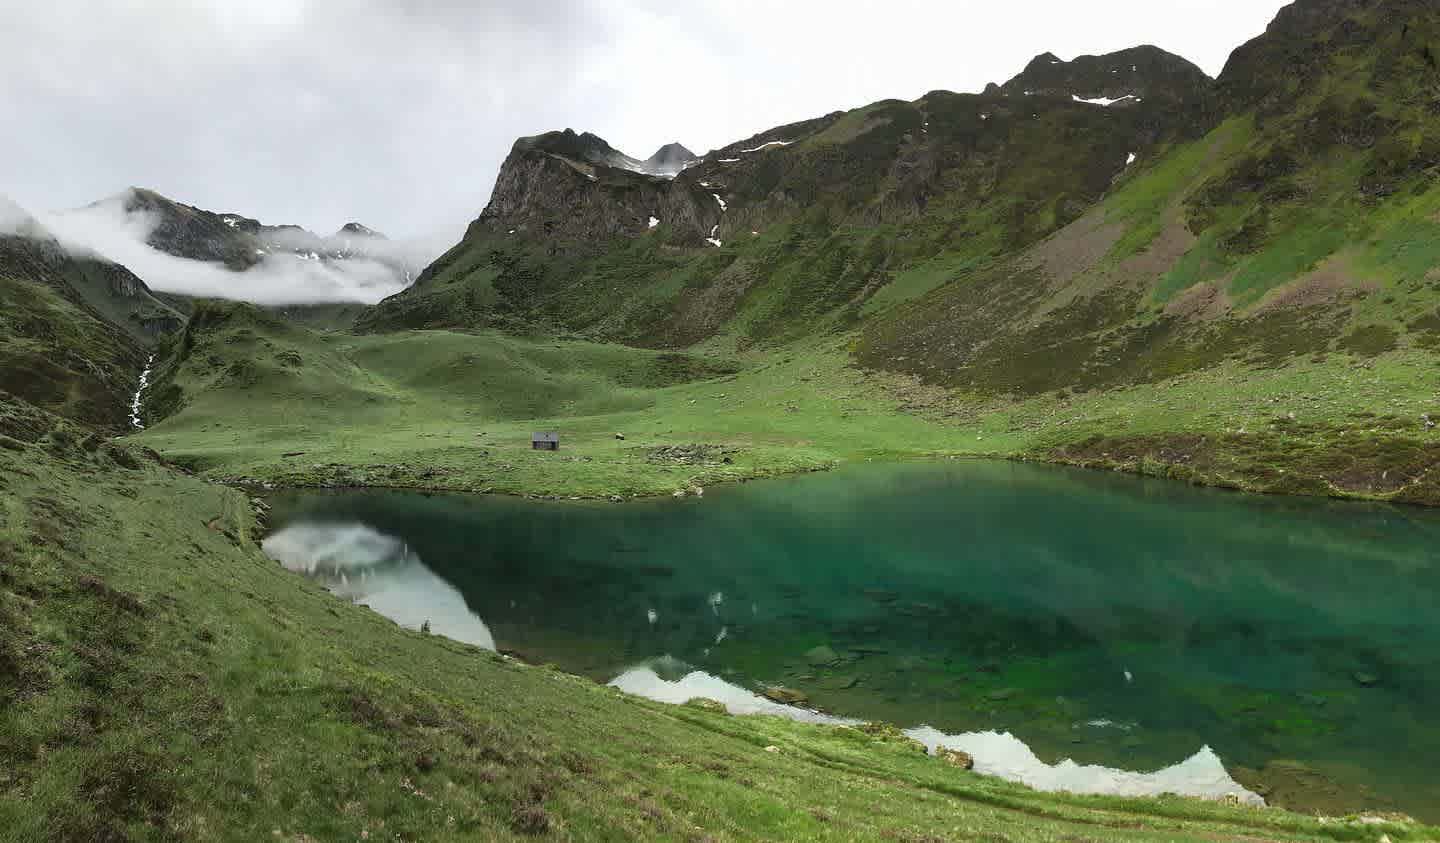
609 662 1261 805
906 727 1261 804
610 663 857 726
263 522 495 650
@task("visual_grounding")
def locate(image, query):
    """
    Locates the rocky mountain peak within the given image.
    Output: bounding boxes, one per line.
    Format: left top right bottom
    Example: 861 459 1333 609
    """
1001 45 1212 107
515 129 623 166
513 129 698 179
337 222 384 239
643 143 700 176
477 127 713 247
1216 0 1433 112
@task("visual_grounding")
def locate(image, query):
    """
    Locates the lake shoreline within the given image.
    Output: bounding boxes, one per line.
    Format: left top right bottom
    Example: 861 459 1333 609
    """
215 444 1440 513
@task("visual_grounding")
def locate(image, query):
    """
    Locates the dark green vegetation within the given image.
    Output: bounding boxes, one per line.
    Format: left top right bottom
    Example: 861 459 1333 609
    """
10 400 1418 840
0 207 179 429
269 462 1440 820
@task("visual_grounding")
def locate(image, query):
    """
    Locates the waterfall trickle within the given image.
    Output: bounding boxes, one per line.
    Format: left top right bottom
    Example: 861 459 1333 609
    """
130 354 155 429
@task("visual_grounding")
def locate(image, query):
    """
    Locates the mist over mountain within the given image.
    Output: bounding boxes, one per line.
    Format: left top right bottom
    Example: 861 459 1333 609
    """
36 189 457 305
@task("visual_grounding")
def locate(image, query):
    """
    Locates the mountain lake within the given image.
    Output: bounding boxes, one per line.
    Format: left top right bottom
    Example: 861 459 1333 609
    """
262 460 1440 820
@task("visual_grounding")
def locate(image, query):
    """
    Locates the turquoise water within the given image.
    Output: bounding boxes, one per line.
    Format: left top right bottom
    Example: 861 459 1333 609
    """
265 460 1440 818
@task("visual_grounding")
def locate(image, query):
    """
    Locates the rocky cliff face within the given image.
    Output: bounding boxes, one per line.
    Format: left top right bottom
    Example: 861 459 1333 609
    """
467 130 716 247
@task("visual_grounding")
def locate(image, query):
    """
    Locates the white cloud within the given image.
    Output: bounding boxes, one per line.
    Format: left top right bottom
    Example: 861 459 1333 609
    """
0 195 35 233
38 198 452 304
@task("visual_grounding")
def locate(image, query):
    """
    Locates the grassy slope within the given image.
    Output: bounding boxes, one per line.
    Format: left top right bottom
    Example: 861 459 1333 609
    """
0 268 146 431
134 290 1440 507
132 304 978 498
9 402 1413 842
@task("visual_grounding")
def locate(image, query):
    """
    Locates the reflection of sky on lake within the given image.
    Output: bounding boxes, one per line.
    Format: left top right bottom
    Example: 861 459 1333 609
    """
608 662 1260 804
262 522 495 650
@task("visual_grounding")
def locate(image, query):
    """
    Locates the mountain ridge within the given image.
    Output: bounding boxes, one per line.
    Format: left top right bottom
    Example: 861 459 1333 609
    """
359 42 1216 339
114 187 401 271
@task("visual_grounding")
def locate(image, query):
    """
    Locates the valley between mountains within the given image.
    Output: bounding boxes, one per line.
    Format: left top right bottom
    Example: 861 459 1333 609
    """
118 1 1440 506
6 0 1440 839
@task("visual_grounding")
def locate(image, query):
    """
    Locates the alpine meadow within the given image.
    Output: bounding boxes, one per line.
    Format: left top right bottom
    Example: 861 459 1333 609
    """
5 1 1440 840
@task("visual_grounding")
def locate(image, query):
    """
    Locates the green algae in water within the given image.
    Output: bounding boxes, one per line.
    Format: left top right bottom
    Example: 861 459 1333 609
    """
266 460 1440 819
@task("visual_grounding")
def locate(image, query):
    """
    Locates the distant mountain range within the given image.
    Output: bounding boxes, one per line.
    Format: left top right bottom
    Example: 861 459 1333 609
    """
114 187 398 271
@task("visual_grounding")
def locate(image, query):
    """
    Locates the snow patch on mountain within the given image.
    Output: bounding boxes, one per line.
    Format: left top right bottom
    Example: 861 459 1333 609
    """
1072 94 1142 106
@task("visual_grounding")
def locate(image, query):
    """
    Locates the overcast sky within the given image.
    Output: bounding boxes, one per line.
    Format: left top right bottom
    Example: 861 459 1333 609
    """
1 0 1288 242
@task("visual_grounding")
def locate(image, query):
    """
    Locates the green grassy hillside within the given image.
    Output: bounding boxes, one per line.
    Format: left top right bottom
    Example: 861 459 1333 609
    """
0 234 159 430
134 301 980 498
2 397 1426 841
133 293 1440 507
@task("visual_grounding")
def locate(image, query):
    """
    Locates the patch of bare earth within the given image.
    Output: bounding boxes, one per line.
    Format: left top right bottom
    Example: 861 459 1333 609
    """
1164 281 1233 321
1033 209 1194 321
667 258 761 343
1251 255 1377 314
1118 213 1196 281
1021 210 1125 290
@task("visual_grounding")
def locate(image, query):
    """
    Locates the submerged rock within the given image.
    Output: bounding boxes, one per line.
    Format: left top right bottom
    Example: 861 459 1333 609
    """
804 645 840 666
762 686 809 706
859 722 930 754
1353 672 1381 687
1232 760 1389 817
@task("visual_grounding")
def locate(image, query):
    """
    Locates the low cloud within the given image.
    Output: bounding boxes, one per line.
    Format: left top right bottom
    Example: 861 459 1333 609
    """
0 194 42 236
36 198 456 305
